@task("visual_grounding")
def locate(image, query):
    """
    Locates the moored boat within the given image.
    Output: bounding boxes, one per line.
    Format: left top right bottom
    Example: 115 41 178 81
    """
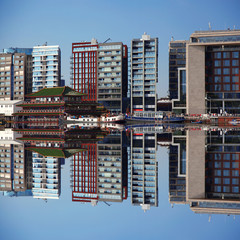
126 111 185 123
67 113 125 123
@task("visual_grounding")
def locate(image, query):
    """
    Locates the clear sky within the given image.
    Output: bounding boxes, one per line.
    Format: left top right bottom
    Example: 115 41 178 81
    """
0 0 239 97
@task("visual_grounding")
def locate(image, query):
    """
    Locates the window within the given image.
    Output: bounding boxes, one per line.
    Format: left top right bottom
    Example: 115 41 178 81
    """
223 60 230 66
223 162 230 168
223 76 230 83
214 52 221 59
223 178 230 184
214 178 221 184
232 52 239 58
223 52 230 58
214 60 221 67
232 162 239 168
232 84 239 91
223 170 230 176
232 68 239 74
223 68 230 75
232 170 239 177
214 69 221 75
214 76 221 83
232 76 239 83
232 60 239 66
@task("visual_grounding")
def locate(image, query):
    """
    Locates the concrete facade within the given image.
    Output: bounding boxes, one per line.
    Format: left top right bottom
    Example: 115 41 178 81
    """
186 130 205 201
186 45 205 114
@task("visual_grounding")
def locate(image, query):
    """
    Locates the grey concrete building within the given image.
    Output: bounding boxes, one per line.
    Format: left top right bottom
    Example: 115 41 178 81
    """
0 48 32 100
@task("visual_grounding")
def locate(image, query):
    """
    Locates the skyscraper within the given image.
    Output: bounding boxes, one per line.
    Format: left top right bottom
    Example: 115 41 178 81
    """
71 40 128 114
131 33 158 114
32 44 61 92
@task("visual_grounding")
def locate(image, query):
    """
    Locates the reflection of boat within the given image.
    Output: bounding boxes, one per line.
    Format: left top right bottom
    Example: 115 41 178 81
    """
67 114 125 123
67 122 125 131
126 111 185 123
191 121 202 124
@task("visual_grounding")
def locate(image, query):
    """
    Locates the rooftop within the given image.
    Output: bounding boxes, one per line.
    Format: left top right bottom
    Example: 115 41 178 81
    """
26 86 86 98
26 147 85 158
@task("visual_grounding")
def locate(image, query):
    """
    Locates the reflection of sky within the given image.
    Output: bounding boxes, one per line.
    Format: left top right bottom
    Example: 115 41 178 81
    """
0 146 239 240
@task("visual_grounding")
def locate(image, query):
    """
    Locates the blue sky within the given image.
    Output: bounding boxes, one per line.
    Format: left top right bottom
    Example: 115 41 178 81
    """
0 0 239 97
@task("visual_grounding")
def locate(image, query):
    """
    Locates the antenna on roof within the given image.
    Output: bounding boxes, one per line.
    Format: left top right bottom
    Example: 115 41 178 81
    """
103 38 111 43
208 22 212 31
171 36 174 41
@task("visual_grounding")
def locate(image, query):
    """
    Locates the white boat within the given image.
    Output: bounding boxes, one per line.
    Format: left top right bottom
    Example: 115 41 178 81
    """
67 114 125 123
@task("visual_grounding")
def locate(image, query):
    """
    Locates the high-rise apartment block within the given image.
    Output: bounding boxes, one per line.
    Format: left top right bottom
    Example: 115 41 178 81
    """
32 45 61 92
0 48 33 100
71 40 128 114
170 30 240 114
71 39 98 101
131 33 158 114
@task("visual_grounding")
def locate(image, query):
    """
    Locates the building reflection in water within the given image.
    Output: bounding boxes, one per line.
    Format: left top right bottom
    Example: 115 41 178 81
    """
0 128 32 197
71 131 128 205
187 130 240 215
130 126 158 211
169 131 186 204
1 123 240 216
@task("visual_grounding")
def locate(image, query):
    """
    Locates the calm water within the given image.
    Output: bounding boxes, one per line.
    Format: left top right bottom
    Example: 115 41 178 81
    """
0 124 239 240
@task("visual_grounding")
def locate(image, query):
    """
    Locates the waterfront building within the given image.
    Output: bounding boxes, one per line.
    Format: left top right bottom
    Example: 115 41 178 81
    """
169 30 240 114
0 48 33 101
14 86 107 124
168 40 187 114
130 33 158 114
130 131 158 211
188 30 240 114
97 42 128 114
32 45 61 92
71 39 98 102
71 40 128 114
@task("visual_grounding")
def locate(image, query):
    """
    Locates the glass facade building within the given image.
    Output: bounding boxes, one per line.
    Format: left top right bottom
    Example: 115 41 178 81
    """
169 41 187 114
32 45 61 92
131 33 158 114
